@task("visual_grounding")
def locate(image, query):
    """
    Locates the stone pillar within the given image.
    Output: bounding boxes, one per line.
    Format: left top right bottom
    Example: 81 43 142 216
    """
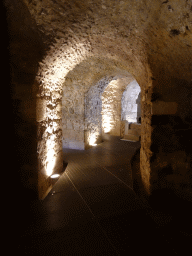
37 85 63 199
139 84 153 197
84 81 104 148
102 79 122 136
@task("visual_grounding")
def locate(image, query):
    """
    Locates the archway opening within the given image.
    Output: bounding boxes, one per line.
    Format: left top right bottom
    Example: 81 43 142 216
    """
85 76 141 147
61 56 138 151
101 78 141 142
121 80 141 124
101 77 123 136
120 80 141 142
84 76 114 147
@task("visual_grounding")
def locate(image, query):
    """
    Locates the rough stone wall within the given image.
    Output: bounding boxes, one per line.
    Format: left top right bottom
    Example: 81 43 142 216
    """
62 82 85 150
85 77 113 147
149 77 192 200
102 78 123 136
9 0 192 201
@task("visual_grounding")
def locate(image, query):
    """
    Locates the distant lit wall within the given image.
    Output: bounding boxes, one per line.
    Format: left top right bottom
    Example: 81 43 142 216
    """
121 80 141 123
102 78 122 136
85 77 114 146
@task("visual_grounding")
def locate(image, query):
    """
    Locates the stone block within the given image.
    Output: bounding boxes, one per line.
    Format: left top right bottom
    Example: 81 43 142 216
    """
129 123 141 135
151 101 177 115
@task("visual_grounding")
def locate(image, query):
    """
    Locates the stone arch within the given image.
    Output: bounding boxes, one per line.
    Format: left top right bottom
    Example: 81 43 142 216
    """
36 38 151 199
84 76 115 147
6 0 192 207
62 57 139 150
61 55 137 147
84 75 135 147
101 76 136 136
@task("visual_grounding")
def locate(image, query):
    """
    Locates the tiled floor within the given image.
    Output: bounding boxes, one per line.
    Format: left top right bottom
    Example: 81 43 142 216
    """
16 135 192 255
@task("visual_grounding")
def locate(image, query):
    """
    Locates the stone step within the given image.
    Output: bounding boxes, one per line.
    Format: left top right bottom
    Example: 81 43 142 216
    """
127 129 139 136
129 123 141 134
123 134 140 142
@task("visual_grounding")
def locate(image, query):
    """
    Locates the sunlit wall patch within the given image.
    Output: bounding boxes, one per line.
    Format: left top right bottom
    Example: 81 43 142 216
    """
102 114 113 133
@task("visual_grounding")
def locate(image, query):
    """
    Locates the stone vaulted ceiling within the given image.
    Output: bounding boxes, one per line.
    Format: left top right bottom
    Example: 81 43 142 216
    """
4 0 192 199
23 0 192 82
